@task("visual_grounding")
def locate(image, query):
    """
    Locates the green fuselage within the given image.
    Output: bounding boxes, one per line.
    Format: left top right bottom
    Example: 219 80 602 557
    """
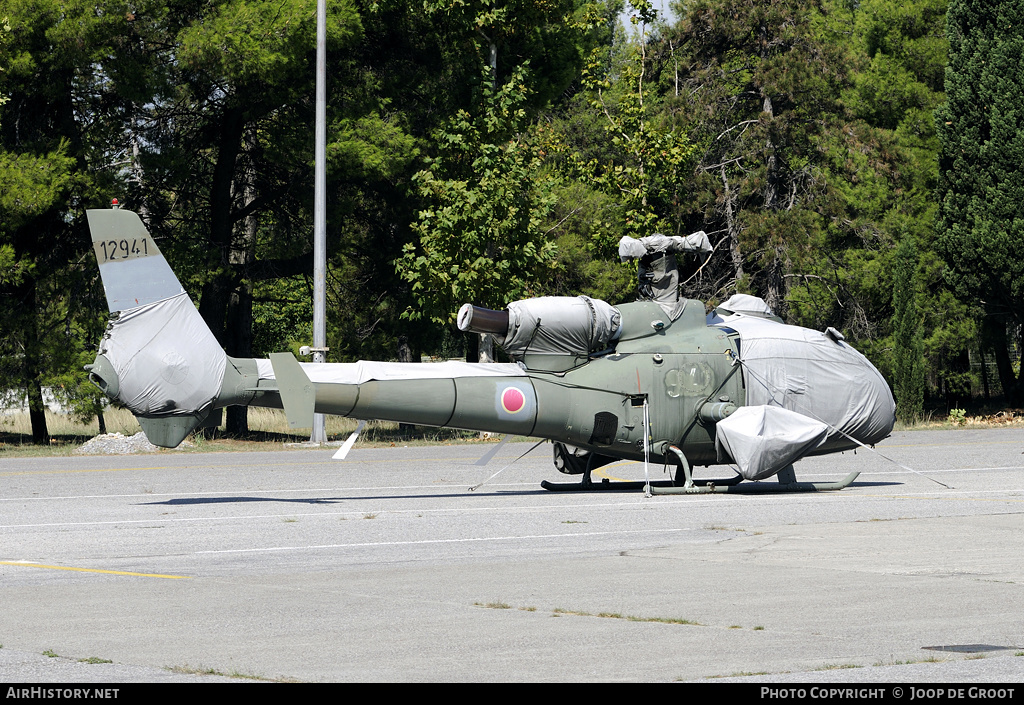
235 300 742 466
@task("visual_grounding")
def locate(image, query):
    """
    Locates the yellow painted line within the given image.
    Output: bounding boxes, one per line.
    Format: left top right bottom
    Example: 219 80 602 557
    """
594 461 644 484
0 561 189 580
0 466 167 477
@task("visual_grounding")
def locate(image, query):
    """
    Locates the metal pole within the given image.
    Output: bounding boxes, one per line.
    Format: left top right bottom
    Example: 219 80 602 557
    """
310 0 327 444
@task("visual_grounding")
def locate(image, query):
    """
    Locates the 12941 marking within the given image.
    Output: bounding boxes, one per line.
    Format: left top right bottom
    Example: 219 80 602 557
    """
95 238 150 263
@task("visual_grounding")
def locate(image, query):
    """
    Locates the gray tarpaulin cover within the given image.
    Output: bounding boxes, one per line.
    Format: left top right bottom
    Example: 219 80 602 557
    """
716 293 776 319
713 311 895 446
255 359 526 383
618 233 712 318
500 296 621 358
715 405 829 480
99 292 226 416
617 232 712 261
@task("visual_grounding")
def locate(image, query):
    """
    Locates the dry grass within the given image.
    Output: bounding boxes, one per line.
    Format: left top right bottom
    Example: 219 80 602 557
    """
1 406 142 438
895 408 1024 431
0 406 500 457
1 407 142 456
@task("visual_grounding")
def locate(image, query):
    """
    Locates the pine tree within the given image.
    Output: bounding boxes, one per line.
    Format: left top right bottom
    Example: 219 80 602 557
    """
665 0 849 316
0 0 114 442
892 234 924 423
936 0 1024 405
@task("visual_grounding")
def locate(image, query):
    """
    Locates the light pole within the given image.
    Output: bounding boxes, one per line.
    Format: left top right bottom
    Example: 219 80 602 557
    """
310 0 328 444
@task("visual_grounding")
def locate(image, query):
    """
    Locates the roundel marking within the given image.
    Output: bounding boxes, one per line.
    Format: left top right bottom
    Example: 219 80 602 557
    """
501 386 526 414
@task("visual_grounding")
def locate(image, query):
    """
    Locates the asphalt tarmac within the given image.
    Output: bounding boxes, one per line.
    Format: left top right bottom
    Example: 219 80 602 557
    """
1 427 1023 683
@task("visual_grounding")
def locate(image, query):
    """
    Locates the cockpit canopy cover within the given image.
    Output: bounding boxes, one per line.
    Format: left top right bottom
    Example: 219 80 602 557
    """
713 314 896 446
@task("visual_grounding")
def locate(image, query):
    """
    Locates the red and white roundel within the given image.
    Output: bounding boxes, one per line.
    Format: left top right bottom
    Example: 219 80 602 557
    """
500 386 526 414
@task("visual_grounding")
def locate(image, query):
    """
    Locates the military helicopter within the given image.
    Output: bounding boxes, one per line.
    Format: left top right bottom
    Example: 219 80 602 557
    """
84 207 896 494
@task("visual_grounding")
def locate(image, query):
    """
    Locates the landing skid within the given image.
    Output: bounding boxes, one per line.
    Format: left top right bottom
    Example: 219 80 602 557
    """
540 458 860 494
540 476 743 492
649 470 861 494
542 448 746 493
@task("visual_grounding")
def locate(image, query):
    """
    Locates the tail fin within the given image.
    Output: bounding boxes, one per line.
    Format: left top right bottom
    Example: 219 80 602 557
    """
85 208 229 447
87 209 186 312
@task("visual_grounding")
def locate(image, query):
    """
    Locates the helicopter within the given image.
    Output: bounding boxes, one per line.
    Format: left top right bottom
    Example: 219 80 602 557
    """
84 207 896 494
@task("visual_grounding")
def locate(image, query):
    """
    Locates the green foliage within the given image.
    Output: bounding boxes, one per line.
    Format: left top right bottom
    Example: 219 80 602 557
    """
575 2 697 239
891 234 924 422
542 177 635 302
936 0 1024 403
822 0 974 399
0 0 118 441
399 64 558 323
251 277 311 358
329 114 419 182
177 0 359 85
0 146 74 287
540 2 697 305
422 0 585 107
47 350 109 427
0 15 8 118
0 147 74 233
664 0 853 312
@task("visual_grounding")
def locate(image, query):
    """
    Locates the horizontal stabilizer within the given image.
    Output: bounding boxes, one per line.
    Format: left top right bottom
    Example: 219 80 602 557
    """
715 406 828 481
269 353 316 429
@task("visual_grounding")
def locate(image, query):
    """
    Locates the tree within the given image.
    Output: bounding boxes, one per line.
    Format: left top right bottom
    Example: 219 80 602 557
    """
398 64 558 327
891 233 924 422
663 0 850 314
0 147 78 442
0 0 122 442
575 1 696 241
398 1 590 362
0 14 7 120
422 0 584 106
936 0 1024 405
119 0 363 433
536 2 699 307
318 1 450 365
831 0 971 396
